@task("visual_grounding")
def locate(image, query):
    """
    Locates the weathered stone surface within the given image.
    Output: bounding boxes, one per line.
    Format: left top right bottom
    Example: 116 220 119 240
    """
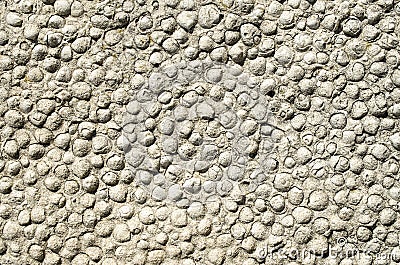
1 0 399 264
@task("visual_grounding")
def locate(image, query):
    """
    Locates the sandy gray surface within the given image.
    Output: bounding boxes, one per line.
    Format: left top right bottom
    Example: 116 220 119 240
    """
1 0 400 264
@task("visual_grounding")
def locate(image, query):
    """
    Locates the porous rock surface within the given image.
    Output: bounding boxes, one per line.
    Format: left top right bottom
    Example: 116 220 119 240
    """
1 0 400 264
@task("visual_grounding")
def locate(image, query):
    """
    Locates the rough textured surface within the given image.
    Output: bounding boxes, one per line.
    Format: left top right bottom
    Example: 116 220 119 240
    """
2 0 400 264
